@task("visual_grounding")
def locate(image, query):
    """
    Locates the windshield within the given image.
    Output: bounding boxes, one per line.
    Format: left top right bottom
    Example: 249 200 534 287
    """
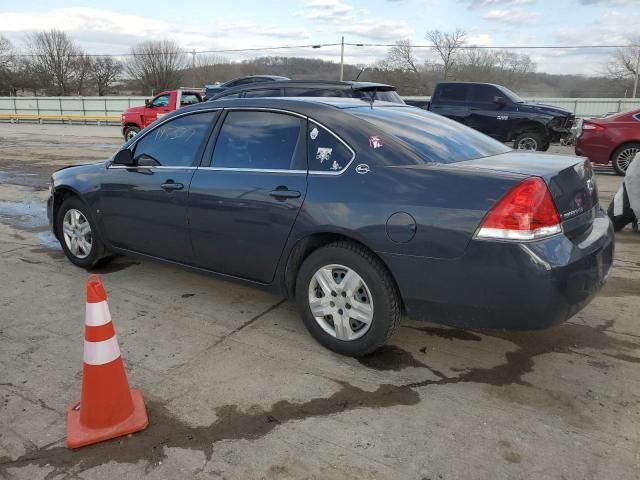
351 106 511 164
497 85 525 103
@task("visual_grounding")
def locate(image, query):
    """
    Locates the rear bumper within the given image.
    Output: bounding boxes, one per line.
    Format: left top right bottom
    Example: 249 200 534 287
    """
575 136 611 165
383 209 614 330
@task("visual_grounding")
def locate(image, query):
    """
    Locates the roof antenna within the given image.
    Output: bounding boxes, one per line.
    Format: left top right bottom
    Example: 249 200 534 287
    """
353 66 366 81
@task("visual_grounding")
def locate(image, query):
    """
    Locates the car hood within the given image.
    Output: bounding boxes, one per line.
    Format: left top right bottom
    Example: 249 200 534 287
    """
123 105 145 115
53 160 106 178
516 102 572 117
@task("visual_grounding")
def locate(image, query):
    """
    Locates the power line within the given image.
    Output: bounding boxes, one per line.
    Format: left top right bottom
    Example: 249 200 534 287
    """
10 41 638 58
347 43 638 50
11 43 342 58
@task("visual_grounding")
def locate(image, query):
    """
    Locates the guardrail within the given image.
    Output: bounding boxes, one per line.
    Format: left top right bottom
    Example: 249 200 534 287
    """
1 96 639 126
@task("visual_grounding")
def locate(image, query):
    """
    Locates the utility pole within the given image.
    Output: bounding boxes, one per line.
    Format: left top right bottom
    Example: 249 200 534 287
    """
340 36 344 81
633 46 640 98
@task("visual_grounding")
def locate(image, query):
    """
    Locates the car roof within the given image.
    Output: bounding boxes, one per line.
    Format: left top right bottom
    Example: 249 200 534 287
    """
209 79 396 100
175 97 409 117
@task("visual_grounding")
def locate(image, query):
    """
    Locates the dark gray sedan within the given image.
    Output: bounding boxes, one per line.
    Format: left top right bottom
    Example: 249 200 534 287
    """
48 98 614 356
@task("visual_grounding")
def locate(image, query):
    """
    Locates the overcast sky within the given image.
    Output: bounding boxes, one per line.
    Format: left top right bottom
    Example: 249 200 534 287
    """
0 0 639 76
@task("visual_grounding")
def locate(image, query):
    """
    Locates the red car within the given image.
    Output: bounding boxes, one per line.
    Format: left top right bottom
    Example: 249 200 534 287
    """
576 108 640 175
120 89 202 141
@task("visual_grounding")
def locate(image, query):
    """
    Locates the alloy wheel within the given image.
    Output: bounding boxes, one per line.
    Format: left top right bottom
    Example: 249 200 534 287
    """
615 147 639 173
308 264 374 341
62 209 92 259
517 137 538 150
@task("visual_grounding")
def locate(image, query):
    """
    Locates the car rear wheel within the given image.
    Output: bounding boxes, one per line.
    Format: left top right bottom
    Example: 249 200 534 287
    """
124 126 140 142
612 143 640 176
295 242 401 357
57 196 110 269
514 131 547 151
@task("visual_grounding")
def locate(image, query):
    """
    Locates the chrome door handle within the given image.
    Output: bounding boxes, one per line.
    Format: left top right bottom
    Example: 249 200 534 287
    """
161 181 184 191
269 189 301 199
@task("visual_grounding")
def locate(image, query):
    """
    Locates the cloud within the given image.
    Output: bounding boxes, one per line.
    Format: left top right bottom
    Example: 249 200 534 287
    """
301 0 354 21
578 0 640 4
337 20 414 41
0 6 310 53
461 0 533 7
482 8 543 23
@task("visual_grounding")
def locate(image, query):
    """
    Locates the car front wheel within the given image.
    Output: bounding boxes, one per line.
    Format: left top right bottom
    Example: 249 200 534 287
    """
123 126 140 142
295 242 401 357
56 196 110 269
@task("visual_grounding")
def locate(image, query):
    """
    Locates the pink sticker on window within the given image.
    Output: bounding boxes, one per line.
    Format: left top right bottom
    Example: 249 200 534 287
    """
369 136 383 149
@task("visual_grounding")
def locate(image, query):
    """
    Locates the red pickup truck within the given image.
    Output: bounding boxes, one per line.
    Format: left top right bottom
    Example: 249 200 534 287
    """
120 89 203 141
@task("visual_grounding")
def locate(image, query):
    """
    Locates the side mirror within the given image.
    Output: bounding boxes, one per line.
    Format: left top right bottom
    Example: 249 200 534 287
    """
144 99 151 107
112 149 135 166
493 96 507 107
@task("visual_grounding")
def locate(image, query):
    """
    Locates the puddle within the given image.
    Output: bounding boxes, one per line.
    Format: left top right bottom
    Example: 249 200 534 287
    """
0 200 48 231
357 345 428 371
0 141 116 150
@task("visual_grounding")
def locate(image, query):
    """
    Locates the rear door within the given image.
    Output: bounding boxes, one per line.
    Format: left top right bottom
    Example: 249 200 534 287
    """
430 83 469 123
100 110 219 263
188 109 307 283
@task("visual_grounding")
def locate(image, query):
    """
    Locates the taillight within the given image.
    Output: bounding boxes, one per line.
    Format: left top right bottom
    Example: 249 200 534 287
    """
581 121 605 132
476 177 561 241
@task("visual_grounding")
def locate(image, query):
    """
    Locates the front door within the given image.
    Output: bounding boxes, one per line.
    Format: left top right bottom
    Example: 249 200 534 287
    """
188 110 307 283
143 93 172 128
99 110 219 263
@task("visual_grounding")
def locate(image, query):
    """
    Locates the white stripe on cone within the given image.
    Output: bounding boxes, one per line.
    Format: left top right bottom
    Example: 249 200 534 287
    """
85 301 112 327
84 337 121 365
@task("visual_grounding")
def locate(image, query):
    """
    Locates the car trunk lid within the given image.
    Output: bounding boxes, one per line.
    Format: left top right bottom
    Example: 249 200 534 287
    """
455 152 599 232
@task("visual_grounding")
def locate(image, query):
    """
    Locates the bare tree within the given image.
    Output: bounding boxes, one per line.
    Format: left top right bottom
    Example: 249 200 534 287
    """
72 53 93 95
0 35 14 70
126 40 186 94
90 56 122 95
27 29 82 95
381 40 420 73
607 41 640 96
425 29 466 80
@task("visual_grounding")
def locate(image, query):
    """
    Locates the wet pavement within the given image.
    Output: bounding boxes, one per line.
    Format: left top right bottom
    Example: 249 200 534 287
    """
0 124 639 480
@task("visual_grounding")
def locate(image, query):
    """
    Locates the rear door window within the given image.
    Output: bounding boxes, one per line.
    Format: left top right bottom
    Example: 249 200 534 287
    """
180 94 201 106
436 84 468 103
211 111 304 170
133 111 218 167
307 121 354 173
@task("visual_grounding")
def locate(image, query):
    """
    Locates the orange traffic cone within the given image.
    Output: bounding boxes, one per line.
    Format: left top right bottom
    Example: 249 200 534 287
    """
66 274 148 448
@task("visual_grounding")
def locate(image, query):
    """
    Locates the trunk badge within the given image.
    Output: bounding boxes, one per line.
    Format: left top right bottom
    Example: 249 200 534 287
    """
355 164 370 175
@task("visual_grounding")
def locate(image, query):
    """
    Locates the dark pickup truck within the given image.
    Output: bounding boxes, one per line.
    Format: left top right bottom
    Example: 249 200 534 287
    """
407 82 574 151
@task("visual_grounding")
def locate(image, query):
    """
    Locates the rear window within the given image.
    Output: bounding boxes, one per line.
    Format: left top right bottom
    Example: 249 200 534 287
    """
353 90 404 104
436 83 468 102
351 107 511 164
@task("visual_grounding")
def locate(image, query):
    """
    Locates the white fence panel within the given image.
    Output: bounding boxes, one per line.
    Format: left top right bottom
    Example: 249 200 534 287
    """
0 96 639 124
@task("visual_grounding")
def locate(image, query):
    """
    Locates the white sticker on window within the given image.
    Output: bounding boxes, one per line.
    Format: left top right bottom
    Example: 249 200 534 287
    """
310 127 319 140
330 160 341 171
316 147 333 163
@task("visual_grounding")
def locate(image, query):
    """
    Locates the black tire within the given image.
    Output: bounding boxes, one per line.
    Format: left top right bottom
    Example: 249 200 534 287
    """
295 242 401 357
514 131 547 151
123 126 140 142
56 196 111 269
611 142 640 176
